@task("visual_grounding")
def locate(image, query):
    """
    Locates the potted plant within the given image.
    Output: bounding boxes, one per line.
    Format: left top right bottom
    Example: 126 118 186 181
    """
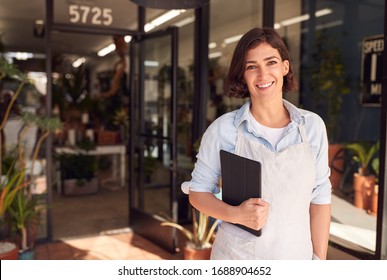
0 168 29 260
344 141 379 211
57 139 99 196
8 186 43 259
0 57 32 259
1 56 61 259
161 207 220 260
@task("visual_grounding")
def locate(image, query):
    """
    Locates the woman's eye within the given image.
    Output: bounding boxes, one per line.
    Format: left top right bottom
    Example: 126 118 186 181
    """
246 65 256 70
267 60 277 66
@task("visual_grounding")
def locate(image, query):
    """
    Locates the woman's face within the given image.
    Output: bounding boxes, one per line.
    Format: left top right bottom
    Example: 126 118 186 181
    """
243 42 289 102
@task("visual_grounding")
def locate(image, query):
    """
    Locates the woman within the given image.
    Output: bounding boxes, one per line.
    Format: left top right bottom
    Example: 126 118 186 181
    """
181 27 331 260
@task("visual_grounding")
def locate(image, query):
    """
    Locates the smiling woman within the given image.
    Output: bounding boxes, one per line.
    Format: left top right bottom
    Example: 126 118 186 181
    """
182 27 332 260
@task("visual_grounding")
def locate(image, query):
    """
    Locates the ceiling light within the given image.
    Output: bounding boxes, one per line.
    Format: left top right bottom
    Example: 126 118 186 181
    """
72 57 86 68
209 52 222 59
152 10 185 27
6 52 33 60
124 36 132 43
144 60 159 67
145 9 186 32
281 14 309 26
209 42 217 49
222 8 333 46
144 23 155 32
97 43 116 57
315 8 332 17
223 34 243 45
97 10 185 56
5 52 45 60
174 16 194 28
277 8 333 28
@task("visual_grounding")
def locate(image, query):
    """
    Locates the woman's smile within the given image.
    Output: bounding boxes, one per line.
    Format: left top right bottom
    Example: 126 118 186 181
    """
257 81 274 89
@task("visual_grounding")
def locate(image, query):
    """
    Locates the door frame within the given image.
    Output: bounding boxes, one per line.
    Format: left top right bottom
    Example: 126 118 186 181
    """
128 26 179 253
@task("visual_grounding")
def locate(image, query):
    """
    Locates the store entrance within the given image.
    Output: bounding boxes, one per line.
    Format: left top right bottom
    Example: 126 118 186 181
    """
128 27 179 253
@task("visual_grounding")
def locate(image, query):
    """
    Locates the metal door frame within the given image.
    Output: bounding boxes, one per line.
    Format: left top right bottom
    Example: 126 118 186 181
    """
44 0 139 241
128 26 179 253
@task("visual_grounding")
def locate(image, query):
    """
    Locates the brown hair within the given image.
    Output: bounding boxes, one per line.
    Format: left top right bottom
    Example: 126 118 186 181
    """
225 27 298 98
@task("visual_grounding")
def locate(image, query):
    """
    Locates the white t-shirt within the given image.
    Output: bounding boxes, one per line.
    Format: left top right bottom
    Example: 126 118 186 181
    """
248 111 287 148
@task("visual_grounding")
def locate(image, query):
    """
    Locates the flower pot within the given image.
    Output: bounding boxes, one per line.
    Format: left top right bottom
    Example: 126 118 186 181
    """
184 246 212 260
353 173 375 210
0 242 19 260
62 177 99 196
19 249 35 260
328 144 344 189
368 184 378 216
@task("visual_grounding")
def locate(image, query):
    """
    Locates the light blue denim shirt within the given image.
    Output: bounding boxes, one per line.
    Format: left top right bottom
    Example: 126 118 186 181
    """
182 99 332 205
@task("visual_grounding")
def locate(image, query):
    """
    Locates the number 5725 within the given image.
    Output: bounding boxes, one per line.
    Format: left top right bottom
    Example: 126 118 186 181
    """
69 4 113 26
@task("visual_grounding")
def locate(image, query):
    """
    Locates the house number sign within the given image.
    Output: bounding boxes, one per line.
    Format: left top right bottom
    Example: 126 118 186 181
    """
68 4 113 26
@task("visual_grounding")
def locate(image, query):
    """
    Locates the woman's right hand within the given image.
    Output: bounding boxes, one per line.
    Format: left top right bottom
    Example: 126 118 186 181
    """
234 198 269 230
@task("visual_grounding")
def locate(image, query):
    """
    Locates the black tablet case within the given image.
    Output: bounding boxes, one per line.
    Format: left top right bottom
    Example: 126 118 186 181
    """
220 150 262 237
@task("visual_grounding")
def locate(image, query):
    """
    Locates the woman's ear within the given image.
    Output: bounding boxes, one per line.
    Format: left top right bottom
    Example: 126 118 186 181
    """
283 60 290 76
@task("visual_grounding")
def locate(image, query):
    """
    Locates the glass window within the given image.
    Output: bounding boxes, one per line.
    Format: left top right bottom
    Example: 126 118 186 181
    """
275 0 303 105
299 0 384 256
207 0 264 122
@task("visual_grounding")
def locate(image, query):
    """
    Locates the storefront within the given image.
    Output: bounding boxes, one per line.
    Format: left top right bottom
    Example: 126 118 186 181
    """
1 0 386 259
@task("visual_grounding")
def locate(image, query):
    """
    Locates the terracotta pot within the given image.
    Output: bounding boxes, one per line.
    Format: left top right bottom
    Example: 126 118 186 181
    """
369 184 378 216
184 246 212 260
353 173 376 210
328 144 344 189
0 242 19 260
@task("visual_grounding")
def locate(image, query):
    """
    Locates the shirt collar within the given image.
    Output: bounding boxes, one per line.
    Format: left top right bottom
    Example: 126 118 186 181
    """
234 99 305 128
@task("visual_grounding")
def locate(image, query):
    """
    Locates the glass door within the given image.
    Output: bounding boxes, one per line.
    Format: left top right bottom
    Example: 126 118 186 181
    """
129 27 178 253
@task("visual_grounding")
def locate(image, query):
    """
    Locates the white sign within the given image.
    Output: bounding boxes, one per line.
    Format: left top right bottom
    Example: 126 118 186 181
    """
68 4 113 26
53 0 136 29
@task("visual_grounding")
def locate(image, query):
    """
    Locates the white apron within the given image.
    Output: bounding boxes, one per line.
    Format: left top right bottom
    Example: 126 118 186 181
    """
211 124 316 260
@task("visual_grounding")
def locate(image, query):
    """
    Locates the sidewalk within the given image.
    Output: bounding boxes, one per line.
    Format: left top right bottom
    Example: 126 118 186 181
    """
34 228 184 260
34 226 360 260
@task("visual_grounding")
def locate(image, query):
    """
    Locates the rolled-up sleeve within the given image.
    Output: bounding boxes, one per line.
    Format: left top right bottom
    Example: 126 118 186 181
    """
181 120 222 195
309 116 332 205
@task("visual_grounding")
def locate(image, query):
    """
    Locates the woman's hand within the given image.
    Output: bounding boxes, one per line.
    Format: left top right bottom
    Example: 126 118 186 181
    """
189 192 269 230
234 198 269 230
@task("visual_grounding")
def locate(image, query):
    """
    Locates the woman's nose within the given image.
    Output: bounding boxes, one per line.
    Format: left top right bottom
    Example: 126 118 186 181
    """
256 66 267 78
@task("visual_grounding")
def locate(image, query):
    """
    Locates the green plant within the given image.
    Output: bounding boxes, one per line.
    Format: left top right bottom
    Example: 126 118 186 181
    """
372 157 379 182
0 168 28 220
58 153 99 186
161 207 220 249
8 189 43 252
1 56 61 253
113 108 129 141
344 141 379 176
310 30 351 143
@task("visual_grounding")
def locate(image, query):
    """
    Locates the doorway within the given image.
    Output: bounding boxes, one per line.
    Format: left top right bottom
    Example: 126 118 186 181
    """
129 27 179 253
